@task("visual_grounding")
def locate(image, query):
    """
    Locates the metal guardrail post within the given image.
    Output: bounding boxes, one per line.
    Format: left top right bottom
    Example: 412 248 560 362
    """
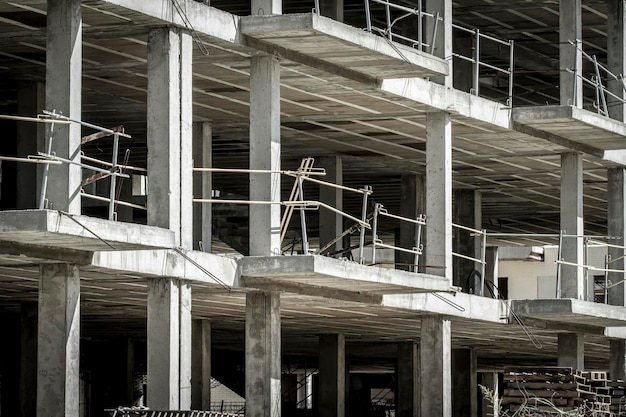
556 230 564 298
314 0 320 14
39 120 55 209
372 203 381 265
573 40 580 107
297 174 309 254
417 0 423 50
108 132 120 221
508 40 515 107
604 254 610 304
358 185 372 264
474 28 480 97
385 0 393 40
430 12 440 54
592 54 608 116
479 229 487 296
583 237 589 300
364 0 372 32
415 214 424 272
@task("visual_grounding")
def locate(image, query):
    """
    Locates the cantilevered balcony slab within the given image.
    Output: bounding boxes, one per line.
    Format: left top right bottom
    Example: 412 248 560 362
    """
511 299 626 328
0 210 175 252
239 255 452 299
512 106 626 162
240 13 449 82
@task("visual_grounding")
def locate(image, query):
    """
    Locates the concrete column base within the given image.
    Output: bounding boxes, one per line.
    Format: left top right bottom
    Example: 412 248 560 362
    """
420 316 451 417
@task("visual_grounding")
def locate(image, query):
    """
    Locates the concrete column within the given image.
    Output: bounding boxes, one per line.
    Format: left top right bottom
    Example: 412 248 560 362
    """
610 339 626 381
608 168 626 306
320 0 343 22
36 264 80 417
45 0 82 213
557 333 584 370
147 27 193 249
193 122 212 252
560 153 584 299
453 189 482 291
484 247 499 298
420 316 451 417
20 303 37 417
607 0 626 122
559 0 582 107
426 112 452 281
245 292 281 417
147 278 192 410
423 0 452 87
252 0 281 15
16 82 44 209
249 55 281 256
397 175 425 271
396 341 418 417
192 319 211 410
452 348 477 417
319 156 343 254
319 334 346 417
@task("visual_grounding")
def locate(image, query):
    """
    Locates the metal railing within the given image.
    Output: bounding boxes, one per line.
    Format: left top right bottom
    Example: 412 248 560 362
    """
567 40 626 117
371 203 424 272
452 223 487 296
452 23 515 105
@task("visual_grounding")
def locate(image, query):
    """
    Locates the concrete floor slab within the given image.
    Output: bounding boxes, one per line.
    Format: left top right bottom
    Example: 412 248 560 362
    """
0 210 175 252
241 13 449 82
239 255 452 295
511 298 626 327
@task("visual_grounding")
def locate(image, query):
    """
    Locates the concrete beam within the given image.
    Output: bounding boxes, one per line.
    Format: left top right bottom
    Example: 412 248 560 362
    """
510 299 626 327
37 264 80 417
420 316 451 417
396 341 418 417
557 333 584 370
147 278 192 409
45 0 82 213
426 112 452 280
559 0 582 107
245 292 281 417
319 334 346 417
560 153 584 300
249 55 281 256
192 319 211 410
147 27 193 249
319 156 343 254
607 0 626 122
193 122 212 252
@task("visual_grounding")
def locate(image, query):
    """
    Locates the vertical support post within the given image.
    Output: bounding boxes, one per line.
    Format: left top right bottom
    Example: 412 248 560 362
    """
20 302 37 417
192 319 211 410
508 41 515 107
147 278 192 410
108 133 119 221
319 334 346 417
319 156 343 254
424 0 452 86
297 174 309 254
358 186 372 264
473 29 480 96
245 292 281 417
45 0 82 213
37 264 80 417
365 0 372 32
249 55 281 256
607 0 626 122
560 152 584 300
372 203 381 265
557 333 584 370
420 316 451 417
193 122 213 252
559 0 582 107
426 112 452 280
147 27 193 249
385 1 393 40
396 341 418 417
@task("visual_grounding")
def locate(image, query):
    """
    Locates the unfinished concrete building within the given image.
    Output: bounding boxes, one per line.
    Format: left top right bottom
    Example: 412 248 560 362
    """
1 0 626 416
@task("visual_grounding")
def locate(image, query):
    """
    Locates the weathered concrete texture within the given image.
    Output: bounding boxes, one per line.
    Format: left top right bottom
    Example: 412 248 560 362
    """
319 156 343 254
240 255 451 294
423 0 452 86
147 27 193 249
453 189 481 291
397 175 425 272
192 319 211 410
610 340 626 381
452 349 477 417
0 210 176 252
319 334 346 417
16 82 44 209
607 0 626 122
560 152 584 300
193 122 212 252
249 55 281 257
20 302 37 417
45 0 81 213
420 316 451 417
240 14 448 82
37 263 80 417
608 168 626 306
426 112 452 280
245 292 281 417
511 299 626 327
557 333 584 370
147 278 192 410
559 0 582 106
396 341 418 417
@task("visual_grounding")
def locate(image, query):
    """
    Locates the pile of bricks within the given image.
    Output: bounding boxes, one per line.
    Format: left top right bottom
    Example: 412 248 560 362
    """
575 370 611 416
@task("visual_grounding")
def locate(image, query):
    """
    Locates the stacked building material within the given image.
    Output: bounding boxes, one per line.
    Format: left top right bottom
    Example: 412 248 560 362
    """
608 380 626 416
575 370 611 416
